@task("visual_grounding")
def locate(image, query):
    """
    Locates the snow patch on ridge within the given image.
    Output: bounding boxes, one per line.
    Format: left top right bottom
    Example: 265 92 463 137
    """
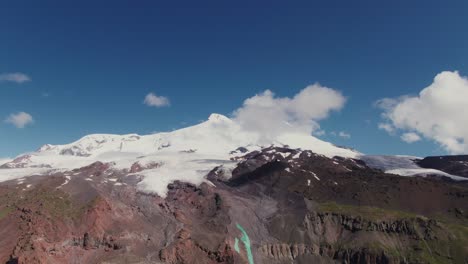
57 175 71 188
386 168 467 180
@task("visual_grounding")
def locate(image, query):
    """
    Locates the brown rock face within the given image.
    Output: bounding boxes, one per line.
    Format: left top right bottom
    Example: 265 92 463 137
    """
0 147 467 263
129 161 161 173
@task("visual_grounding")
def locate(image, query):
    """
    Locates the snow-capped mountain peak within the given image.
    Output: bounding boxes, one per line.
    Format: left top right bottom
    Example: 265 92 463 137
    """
0 113 361 196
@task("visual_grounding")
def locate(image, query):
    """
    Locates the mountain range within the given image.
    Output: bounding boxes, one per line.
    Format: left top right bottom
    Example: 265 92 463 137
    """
0 114 467 263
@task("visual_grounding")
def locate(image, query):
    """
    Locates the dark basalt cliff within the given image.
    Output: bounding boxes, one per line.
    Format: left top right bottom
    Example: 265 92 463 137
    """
0 147 467 263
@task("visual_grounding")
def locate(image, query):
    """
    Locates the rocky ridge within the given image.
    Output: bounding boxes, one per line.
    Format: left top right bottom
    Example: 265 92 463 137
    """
0 146 466 263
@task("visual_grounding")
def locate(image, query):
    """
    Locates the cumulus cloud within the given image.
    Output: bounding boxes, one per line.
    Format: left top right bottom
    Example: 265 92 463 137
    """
338 131 351 139
377 71 468 153
5 112 34 128
233 84 346 140
0 72 31 83
143 92 170 107
400 132 421 143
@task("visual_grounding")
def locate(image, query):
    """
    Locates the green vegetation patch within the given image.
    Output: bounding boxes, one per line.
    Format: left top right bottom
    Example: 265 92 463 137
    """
318 201 420 221
317 201 468 263
0 206 13 220
0 185 98 220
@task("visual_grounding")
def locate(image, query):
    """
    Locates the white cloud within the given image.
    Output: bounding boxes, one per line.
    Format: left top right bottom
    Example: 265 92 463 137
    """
143 92 170 107
378 123 395 134
313 129 326 136
377 71 468 153
5 112 34 128
400 132 421 143
233 84 346 140
0 72 31 83
338 131 351 139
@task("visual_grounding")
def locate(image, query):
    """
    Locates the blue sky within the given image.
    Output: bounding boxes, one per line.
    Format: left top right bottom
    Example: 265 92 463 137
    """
1 0 468 157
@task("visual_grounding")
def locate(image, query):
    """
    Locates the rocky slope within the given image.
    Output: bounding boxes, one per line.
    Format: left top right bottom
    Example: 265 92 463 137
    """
0 146 467 264
417 155 468 178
